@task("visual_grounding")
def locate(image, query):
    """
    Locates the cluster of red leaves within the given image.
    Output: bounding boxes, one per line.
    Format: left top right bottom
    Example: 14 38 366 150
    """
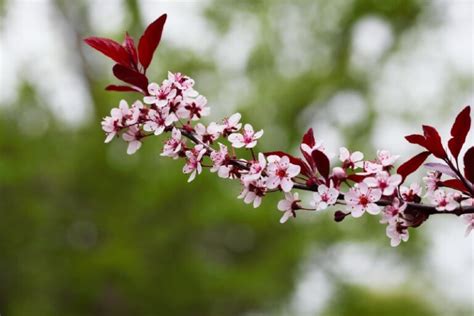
84 14 167 95
398 106 473 195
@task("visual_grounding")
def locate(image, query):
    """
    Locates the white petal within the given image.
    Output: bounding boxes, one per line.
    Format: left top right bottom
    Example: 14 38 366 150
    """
127 140 141 155
366 203 381 215
280 211 291 224
280 178 294 192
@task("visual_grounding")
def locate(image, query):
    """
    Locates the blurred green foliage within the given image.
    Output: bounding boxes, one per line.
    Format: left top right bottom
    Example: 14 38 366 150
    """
0 0 469 315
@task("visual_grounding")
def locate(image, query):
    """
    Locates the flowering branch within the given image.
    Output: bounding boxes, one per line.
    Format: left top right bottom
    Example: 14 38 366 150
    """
84 14 474 247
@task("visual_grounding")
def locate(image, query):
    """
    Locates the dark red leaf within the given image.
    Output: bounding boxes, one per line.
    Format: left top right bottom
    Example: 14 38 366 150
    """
405 134 426 147
112 64 149 93
311 150 330 179
448 105 471 159
347 174 368 183
397 151 431 181
422 125 447 159
464 146 474 183
138 14 167 71
441 179 469 194
105 84 143 93
123 32 138 69
264 151 312 177
302 128 315 148
84 37 130 67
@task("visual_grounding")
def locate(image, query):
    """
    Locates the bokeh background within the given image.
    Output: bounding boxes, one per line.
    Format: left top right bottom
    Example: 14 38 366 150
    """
0 0 473 315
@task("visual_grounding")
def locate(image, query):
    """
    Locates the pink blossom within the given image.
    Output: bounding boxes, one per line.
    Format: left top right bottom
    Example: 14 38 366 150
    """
161 128 183 159
344 182 382 217
277 192 300 223
102 108 123 143
461 200 474 236
386 220 409 247
376 149 399 167
228 124 263 149
241 153 266 183
364 171 402 196
122 125 142 155
310 184 339 210
238 178 267 208
400 182 422 202
339 147 364 169
179 95 210 120
143 82 176 107
143 107 173 135
221 113 242 136
210 143 232 178
430 189 459 211
168 71 195 91
380 198 407 224
266 155 301 192
423 171 441 193
363 161 383 174
195 122 223 144
182 144 206 182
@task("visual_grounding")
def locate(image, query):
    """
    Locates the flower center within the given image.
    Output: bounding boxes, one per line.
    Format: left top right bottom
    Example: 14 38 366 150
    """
359 194 369 206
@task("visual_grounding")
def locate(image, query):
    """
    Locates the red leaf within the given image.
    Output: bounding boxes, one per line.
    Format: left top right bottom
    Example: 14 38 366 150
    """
441 179 469 194
138 14 167 71
464 146 474 183
405 134 426 147
264 151 312 177
123 32 138 69
422 125 447 159
347 174 368 183
302 128 315 148
105 84 143 93
84 37 130 67
448 105 471 159
397 151 431 181
112 64 149 93
311 150 330 179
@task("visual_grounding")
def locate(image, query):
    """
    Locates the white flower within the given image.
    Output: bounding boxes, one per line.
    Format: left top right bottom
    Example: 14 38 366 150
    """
386 220 409 247
195 122 223 144
241 153 266 183
178 95 210 120
277 192 300 223
377 149 399 167
161 128 183 159
143 106 173 136
364 171 402 196
310 184 339 210
183 145 206 182
228 124 263 149
430 189 459 211
238 177 267 208
344 182 382 217
266 155 301 192
122 125 142 155
423 171 441 193
380 198 407 224
168 71 195 91
400 183 422 202
363 161 383 174
210 143 232 178
143 82 176 107
339 147 364 169
222 113 242 135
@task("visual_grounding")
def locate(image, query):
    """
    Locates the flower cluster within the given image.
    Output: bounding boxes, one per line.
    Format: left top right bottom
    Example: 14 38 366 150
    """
87 14 474 248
